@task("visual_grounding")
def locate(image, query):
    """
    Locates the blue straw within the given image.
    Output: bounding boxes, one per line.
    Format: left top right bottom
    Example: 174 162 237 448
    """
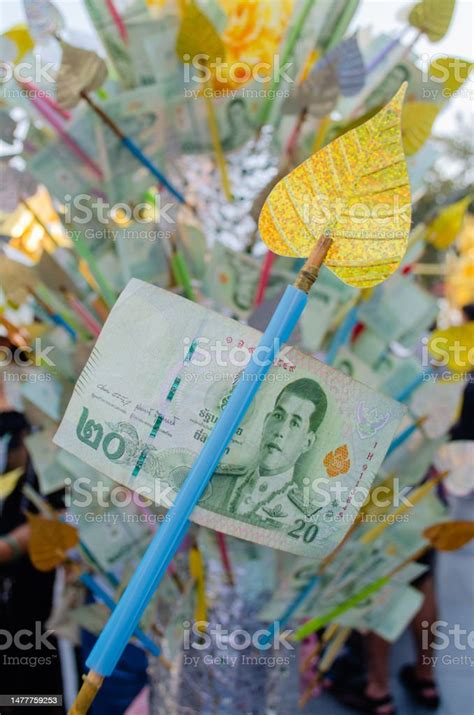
50 312 77 341
86 284 307 676
262 575 320 646
80 573 160 657
121 136 186 205
325 304 359 365
385 420 420 457
394 371 428 402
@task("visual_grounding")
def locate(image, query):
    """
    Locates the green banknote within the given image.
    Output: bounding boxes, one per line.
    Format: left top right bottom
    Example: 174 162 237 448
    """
54 279 405 559
358 275 438 347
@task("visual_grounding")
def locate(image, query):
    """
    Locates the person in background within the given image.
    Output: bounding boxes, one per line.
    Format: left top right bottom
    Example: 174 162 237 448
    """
0 358 65 714
333 305 474 714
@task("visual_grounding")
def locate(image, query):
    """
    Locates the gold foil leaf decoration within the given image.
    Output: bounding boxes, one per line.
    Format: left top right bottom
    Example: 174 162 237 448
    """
259 85 411 287
408 0 456 42
27 512 79 571
425 196 471 250
402 101 439 156
424 521 474 551
176 0 225 68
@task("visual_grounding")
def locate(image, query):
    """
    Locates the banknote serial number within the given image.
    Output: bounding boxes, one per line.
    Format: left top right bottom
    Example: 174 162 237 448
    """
0 695 62 706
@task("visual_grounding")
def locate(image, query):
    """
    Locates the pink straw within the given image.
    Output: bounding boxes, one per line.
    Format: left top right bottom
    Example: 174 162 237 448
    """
20 79 72 120
25 90 104 179
254 251 276 307
215 532 234 585
66 294 103 337
105 0 128 44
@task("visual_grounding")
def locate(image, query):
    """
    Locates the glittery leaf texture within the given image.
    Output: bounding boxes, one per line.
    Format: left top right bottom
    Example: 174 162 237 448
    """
402 101 439 156
408 0 456 42
176 0 225 66
259 84 412 288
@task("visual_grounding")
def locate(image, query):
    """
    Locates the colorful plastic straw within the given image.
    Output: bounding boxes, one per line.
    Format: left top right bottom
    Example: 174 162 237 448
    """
63 291 103 338
325 303 359 365
204 92 233 202
104 0 128 44
19 79 72 120
28 287 77 341
254 251 277 307
80 573 159 656
170 245 196 302
80 92 187 206
69 235 332 714
385 416 426 457
394 372 428 402
24 90 103 179
258 0 317 128
215 532 234 586
69 230 117 309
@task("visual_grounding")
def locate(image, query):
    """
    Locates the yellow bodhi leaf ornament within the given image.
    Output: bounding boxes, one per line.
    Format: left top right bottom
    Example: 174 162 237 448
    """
27 512 79 571
402 101 439 156
424 521 474 551
428 323 474 373
425 196 471 250
259 84 411 288
176 0 225 68
408 0 455 42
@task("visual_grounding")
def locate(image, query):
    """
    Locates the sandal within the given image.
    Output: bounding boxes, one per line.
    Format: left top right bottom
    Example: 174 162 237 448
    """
399 664 440 709
336 683 396 714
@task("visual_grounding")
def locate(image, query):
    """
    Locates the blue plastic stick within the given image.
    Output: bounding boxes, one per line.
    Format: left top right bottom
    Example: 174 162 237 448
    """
385 420 419 457
325 304 359 365
394 372 428 402
86 284 307 676
80 573 160 657
121 136 186 205
262 575 320 646
81 92 186 206
51 312 77 341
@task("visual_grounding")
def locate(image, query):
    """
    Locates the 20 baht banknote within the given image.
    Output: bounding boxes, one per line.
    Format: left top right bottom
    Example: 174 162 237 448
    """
54 279 405 559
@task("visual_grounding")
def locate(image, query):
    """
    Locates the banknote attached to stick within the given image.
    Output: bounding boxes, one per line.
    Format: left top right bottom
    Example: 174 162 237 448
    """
54 279 405 558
